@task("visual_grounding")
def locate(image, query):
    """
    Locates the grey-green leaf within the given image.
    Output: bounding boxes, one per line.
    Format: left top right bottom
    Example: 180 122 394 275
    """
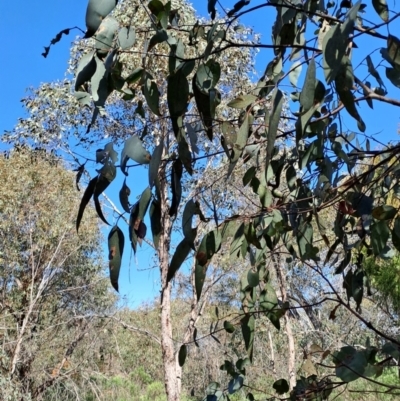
108 225 124 292
85 0 118 38
372 0 389 22
94 17 119 56
227 94 257 109
144 77 161 116
121 135 151 175
149 200 162 248
167 239 192 282
119 179 131 213
75 51 96 90
118 26 136 50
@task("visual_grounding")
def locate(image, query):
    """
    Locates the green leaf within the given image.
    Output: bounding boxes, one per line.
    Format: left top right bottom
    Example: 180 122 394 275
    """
119 179 131 213
227 114 250 178
75 51 96 90
208 0 217 20
74 91 92 107
169 159 183 216
228 375 244 395
273 379 289 395
132 187 152 231
352 267 364 309
372 0 389 22
371 220 390 255
108 225 124 292
148 29 168 51
125 67 144 84
91 54 111 109
94 17 119 56
334 56 366 132
247 269 259 288
382 342 400 359
386 67 400 88
386 35 400 68
289 60 302 87
243 166 257 187
148 140 163 189
241 314 255 362
297 220 314 260
148 0 165 16
176 120 193 175
168 70 189 117
149 200 162 248
182 200 198 244
223 321 235 333
76 177 97 232
144 76 161 116
366 55 385 88
266 90 284 174
118 26 136 49
334 346 367 382
93 161 116 225
121 135 151 175
300 58 316 111
322 2 360 83
192 73 214 140
195 230 222 300
372 205 397 220
227 94 257 109
167 239 192 282
85 0 118 37
260 283 278 313
178 344 187 367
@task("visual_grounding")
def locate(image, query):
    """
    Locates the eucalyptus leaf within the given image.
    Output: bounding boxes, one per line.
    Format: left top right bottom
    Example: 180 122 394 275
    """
108 225 124 292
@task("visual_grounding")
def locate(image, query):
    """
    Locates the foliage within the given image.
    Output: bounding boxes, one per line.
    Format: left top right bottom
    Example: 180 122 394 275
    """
5 0 400 400
0 149 114 400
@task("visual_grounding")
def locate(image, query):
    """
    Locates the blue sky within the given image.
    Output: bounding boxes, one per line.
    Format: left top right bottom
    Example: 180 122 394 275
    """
1 1 399 306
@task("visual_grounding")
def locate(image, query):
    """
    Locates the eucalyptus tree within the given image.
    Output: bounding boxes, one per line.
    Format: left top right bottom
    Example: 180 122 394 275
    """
5 0 400 399
0 148 114 400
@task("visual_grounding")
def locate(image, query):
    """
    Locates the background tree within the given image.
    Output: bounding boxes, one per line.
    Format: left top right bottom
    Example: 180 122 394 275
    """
0 148 115 400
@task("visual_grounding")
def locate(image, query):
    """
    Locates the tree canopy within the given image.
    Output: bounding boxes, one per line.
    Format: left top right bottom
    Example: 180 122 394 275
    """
4 0 400 400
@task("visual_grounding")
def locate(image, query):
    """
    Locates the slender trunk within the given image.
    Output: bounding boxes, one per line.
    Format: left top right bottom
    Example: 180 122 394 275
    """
273 256 296 390
159 159 179 401
176 265 209 394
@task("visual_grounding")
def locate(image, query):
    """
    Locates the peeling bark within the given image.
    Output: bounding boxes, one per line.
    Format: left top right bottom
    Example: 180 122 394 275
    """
159 155 179 401
273 256 296 390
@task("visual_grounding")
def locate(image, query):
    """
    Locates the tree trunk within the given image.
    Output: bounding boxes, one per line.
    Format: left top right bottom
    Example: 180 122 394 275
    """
159 158 180 401
273 256 296 390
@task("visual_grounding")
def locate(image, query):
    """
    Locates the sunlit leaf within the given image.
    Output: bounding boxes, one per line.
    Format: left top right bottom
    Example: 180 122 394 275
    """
241 314 255 362
85 0 118 38
227 94 257 109
121 135 151 175
118 26 136 49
